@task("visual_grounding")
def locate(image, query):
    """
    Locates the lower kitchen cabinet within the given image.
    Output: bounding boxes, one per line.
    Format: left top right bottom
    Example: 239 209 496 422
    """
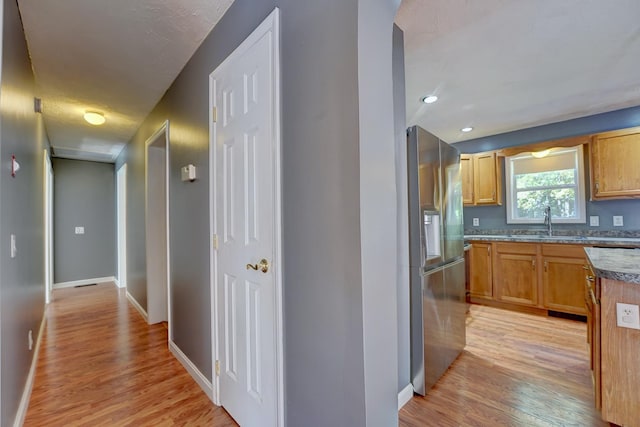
469 242 492 298
542 244 587 315
468 241 590 316
494 243 538 306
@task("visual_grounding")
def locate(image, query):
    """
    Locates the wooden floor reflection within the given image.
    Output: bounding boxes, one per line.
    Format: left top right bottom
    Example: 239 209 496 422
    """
24 283 237 426
400 305 608 426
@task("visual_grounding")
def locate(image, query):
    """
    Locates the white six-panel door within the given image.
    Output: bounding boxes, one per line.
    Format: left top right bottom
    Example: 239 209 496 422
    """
211 9 281 427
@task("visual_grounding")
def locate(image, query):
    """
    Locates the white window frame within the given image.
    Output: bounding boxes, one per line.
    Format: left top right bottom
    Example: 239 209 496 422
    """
505 145 586 224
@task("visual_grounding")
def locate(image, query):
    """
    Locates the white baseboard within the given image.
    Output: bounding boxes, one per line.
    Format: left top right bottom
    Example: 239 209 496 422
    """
126 291 148 322
13 309 47 427
169 341 214 402
53 276 116 289
398 383 414 410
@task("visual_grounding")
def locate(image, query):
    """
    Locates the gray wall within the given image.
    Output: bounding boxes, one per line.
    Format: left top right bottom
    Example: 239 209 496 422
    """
0 0 49 424
393 23 410 393
116 0 401 425
457 107 640 233
52 159 116 283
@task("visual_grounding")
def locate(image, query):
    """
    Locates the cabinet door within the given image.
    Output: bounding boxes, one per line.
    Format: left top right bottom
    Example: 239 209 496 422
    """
469 243 492 297
494 244 537 306
473 152 501 205
460 154 474 205
591 126 640 199
542 256 587 315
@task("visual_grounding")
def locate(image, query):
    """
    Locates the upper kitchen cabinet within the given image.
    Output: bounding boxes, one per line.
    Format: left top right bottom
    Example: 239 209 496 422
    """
461 152 502 206
460 154 474 205
590 126 640 200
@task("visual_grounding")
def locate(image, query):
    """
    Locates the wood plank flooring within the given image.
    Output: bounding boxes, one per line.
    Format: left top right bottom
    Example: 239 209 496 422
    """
400 304 609 426
26 284 607 426
24 283 237 426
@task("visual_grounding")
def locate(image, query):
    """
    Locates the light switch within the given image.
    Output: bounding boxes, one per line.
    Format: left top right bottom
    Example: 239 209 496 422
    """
613 216 624 227
75 227 85 235
10 234 16 258
589 216 599 227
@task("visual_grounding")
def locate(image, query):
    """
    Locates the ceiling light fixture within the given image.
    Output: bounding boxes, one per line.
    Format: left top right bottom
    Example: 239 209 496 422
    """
531 149 551 159
84 111 106 126
422 95 438 104
461 127 473 133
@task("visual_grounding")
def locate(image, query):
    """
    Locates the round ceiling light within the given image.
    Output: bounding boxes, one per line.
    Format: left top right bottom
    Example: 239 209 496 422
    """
531 149 551 159
84 111 106 126
461 127 473 133
422 95 438 104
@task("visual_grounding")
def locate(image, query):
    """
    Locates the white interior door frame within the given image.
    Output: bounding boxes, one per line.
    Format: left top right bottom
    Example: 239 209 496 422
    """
209 8 283 425
116 164 128 289
43 149 54 304
144 120 171 335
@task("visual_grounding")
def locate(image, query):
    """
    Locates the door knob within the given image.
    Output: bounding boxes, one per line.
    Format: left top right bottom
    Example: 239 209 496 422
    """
246 259 269 273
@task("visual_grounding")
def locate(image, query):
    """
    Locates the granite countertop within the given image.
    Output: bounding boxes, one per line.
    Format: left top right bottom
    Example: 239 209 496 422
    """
584 247 640 285
464 234 640 247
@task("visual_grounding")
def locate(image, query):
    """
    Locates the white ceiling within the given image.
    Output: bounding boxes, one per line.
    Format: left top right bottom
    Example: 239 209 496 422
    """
396 0 640 143
16 1 640 158
18 0 234 162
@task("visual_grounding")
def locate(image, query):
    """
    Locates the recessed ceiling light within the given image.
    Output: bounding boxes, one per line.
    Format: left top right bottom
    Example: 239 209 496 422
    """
84 111 106 126
422 95 438 104
461 127 473 133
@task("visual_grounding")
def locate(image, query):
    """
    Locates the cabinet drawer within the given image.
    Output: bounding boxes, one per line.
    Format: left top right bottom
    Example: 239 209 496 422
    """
542 244 586 258
495 242 537 255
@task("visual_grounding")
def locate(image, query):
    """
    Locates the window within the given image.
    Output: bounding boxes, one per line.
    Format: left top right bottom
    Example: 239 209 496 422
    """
505 145 586 224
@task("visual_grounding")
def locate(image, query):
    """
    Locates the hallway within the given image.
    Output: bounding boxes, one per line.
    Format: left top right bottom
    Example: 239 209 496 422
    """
24 283 237 426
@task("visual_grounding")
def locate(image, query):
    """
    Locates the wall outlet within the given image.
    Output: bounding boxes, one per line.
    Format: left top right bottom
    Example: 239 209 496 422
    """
472 218 480 227
613 216 624 227
75 226 85 235
589 216 599 227
616 303 640 330
28 330 33 351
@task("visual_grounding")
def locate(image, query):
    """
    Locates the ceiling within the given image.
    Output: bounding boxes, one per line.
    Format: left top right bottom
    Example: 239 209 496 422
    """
16 1 640 159
18 0 234 162
396 0 640 143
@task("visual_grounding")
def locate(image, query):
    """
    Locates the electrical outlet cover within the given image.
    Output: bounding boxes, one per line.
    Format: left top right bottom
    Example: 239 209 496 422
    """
589 216 599 227
613 215 624 227
616 302 640 330
472 218 479 226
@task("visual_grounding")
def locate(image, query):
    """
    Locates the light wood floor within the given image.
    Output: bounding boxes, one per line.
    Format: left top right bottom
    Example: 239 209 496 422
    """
24 283 237 426
26 285 606 426
400 304 609 426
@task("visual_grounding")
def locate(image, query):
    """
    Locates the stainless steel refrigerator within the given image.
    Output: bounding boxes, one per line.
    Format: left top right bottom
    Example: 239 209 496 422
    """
407 125 466 396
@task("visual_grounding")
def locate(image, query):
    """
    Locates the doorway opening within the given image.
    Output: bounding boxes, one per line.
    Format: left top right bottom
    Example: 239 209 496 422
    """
145 121 170 327
44 150 54 303
116 164 127 289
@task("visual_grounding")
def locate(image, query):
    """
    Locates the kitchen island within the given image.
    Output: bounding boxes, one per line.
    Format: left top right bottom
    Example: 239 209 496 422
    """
584 247 640 427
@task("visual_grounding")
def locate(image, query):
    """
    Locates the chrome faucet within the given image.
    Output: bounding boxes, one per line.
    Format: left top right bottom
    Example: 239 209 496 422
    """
543 206 552 236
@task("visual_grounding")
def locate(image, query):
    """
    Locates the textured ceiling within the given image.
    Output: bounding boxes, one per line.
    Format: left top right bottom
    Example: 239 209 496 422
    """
18 0 234 162
396 0 640 143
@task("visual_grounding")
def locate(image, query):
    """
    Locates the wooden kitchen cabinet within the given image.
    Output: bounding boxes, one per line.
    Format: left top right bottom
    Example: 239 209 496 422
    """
584 262 601 410
473 152 502 205
469 242 492 298
590 126 640 200
460 152 502 206
460 154 474 205
542 244 587 315
494 243 538 306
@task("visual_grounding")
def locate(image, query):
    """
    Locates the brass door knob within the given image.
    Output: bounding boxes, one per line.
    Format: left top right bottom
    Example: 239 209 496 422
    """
246 259 269 273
